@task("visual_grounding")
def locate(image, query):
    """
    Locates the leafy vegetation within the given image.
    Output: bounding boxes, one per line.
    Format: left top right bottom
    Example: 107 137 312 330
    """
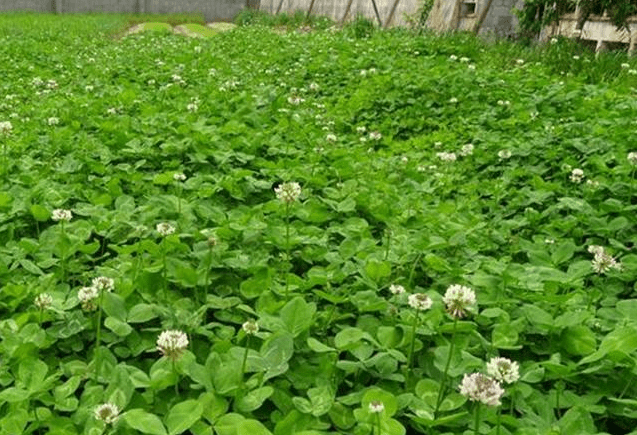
1 13 637 435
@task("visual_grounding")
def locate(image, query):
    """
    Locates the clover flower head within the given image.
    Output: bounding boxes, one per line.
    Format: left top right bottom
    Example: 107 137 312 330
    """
408 293 433 311
242 320 259 335
0 120 12 135
326 133 337 143
570 168 584 183
498 149 512 160
627 152 637 166
369 131 382 141
621 63 630 69
389 284 405 295
369 400 384 413
449 97 458 103
52 209 72 222
274 182 302 203
459 373 504 406
443 284 476 318
356 126 367 134
173 172 187 182
94 403 119 424
48 117 59 126
460 143 474 156
486 357 520 384
590 246 622 274
309 82 320 91
516 59 525 64
587 245 604 255
449 55 458 61
157 330 189 361
34 293 53 310
92 276 114 292
437 151 457 162
288 95 305 105
78 286 99 311
156 222 176 237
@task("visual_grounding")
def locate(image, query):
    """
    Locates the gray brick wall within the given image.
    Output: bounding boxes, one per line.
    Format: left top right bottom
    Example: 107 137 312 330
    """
0 0 247 21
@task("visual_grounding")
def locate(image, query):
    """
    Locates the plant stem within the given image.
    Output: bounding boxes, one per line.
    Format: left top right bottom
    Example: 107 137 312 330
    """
173 358 179 396
474 402 481 435
202 242 213 304
240 335 250 389
434 317 458 418
162 239 168 299
95 289 104 382
383 228 391 260
375 412 382 435
39 307 43 326
407 253 422 289
407 310 420 374
496 405 501 435
284 201 291 301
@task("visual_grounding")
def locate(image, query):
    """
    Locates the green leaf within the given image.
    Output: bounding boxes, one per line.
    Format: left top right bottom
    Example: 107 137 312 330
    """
237 386 274 413
560 325 596 356
307 385 334 416
579 325 637 364
364 260 391 283
166 400 204 435
30 205 51 222
102 292 127 321
104 317 133 337
492 323 520 349
128 303 159 323
240 268 272 299
306 337 336 353
0 192 12 209
280 297 315 337
334 327 365 350
123 409 168 435
617 300 637 322
361 388 398 417
558 406 595 434
214 413 245 435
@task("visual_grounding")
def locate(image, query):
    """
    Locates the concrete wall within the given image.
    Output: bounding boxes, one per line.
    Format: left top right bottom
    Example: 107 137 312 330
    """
0 0 247 21
259 0 421 26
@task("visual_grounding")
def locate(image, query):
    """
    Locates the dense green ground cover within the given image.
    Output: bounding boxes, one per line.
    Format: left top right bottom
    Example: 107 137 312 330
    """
1 13 637 435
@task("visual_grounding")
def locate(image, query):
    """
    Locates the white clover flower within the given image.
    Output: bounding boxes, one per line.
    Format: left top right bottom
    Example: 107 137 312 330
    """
369 131 382 141
629 69 637 75
587 245 604 256
497 149 512 160
147 79 156 85
544 238 555 244
46 79 58 89
516 59 525 64
459 373 504 406
443 284 476 318
91 277 114 292
274 182 302 203
408 293 433 311
156 222 176 237
356 126 367 134
572 55 580 60
467 64 476 70
0 120 12 134
85 85 94 92
389 284 405 295
194 45 202 54
570 168 584 183
242 320 259 335
449 55 458 61
173 172 187 181
460 56 470 63
550 37 558 44
486 357 520 384
288 95 305 105
309 82 320 91
449 97 458 103
106 107 118 115
401 156 409 164
621 63 630 69
326 133 337 143
187 102 198 112
627 152 637 166
157 330 189 361
34 293 53 310
48 117 59 126
586 179 599 188
460 143 474 156
78 286 99 311
590 248 622 274
32 77 44 86
52 209 72 222
369 400 384 413
94 403 120 425
437 151 457 162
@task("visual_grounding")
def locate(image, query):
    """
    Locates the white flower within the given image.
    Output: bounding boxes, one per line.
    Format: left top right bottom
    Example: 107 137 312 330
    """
309 82 319 91
288 95 304 105
460 57 470 63
497 150 512 160
52 209 72 222
274 182 302 203
544 238 555 244
242 320 259 335
629 69 637 75
590 246 622 274
587 245 604 256
570 168 584 183
106 107 117 115
78 286 99 311
34 293 53 310
621 63 630 69
147 79 156 85
326 133 337 143
449 55 458 61
0 120 12 134
356 126 367 134
389 284 405 295
369 131 382 141
467 64 476 70
94 403 120 424
459 373 504 406
486 357 520 384
92 277 114 292
516 59 525 64
550 37 558 44
194 45 202 54
573 55 580 60
408 293 433 311
173 173 187 181
85 85 94 92
156 222 176 236
48 117 59 126
157 330 189 361
187 102 198 112
437 152 457 162
369 400 384 413
401 156 409 164
449 97 458 103
460 143 474 156
443 284 476 318
627 152 637 166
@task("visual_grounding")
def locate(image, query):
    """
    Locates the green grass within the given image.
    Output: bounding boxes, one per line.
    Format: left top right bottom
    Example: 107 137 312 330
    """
0 13 637 435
